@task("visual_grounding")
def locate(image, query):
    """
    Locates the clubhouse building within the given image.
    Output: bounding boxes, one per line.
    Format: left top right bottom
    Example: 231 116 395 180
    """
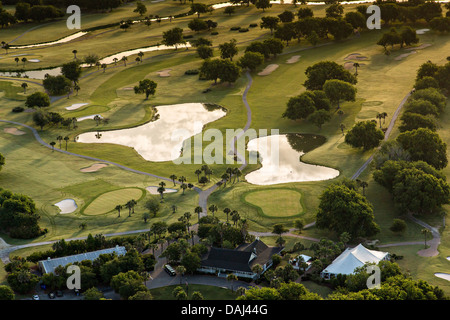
198 239 283 280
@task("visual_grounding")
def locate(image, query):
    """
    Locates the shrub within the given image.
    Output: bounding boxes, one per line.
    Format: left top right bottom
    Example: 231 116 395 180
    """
184 35 193 39
211 31 219 35
249 23 258 27
230 26 240 31
185 69 199 75
12 107 24 113
239 28 249 33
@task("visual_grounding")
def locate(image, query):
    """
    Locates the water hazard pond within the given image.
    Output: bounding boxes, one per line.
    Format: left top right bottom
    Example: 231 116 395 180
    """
76 103 226 162
245 133 339 185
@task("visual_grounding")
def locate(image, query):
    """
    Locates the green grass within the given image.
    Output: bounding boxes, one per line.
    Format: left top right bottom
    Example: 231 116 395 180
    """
82 187 145 215
243 189 303 218
149 284 238 300
0 2 450 296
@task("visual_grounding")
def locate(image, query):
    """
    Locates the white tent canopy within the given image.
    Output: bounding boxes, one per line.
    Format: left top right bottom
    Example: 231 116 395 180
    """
321 244 389 279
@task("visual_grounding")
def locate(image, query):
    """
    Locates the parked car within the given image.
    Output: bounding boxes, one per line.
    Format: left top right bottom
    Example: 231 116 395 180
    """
56 291 64 297
32 295 40 300
48 292 55 299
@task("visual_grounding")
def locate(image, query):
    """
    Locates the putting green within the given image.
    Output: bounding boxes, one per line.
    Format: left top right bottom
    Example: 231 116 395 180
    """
83 187 144 216
244 189 303 218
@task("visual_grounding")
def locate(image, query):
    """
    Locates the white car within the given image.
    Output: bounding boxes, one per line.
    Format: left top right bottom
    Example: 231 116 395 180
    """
32 295 40 300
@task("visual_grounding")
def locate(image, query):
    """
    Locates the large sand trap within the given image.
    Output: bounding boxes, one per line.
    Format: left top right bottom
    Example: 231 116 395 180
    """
286 55 300 64
395 51 417 61
54 199 77 214
66 103 89 111
435 273 450 282
4 127 26 135
146 186 178 195
258 64 279 76
80 163 108 172
157 69 171 77
28 59 40 63
122 87 134 91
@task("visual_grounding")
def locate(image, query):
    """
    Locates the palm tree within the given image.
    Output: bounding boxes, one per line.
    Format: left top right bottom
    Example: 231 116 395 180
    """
169 174 177 186
64 136 69 150
195 169 202 182
157 186 165 199
21 82 28 94
115 204 123 217
252 264 263 279
113 57 119 65
121 56 128 66
21 57 27 67
159 181 166 188
231 210 240 225
421 228 431 248
339 123 346 135
208 204 218 218
360 181 368 196
125 200 134 217
50 141 56 151
171 204 177 214
194 206 203 222
183 212 192 232
57 135 63 149
376 113 383 128
337 109 344 120
138 51 144 62
353 62 360 76
72 50 78 59
101 63 107 73
227 274 238 292
74 84 80 95
180 183 187 195
381 112 388 125
135 57 141 64
221 173 229 188
176 265 186 285
14 57 19 66
223 207 231 223
178 176 187 184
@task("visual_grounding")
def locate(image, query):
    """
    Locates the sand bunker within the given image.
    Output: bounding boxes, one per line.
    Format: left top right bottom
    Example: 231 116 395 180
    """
4 127 26 135
28 59 40 63
77 114 103 122
344 53 368 61
66 103 89 111
146 186 178 195
80 163 108 172
157 69 171 77
122 87 134 91
395 51 417 61
286 55 300 64
416 29 430 35
435 273 450 282
54 199 77 214
258 64 279 76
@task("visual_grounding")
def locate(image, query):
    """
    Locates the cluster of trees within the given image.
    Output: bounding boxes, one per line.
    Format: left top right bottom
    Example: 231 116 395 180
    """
377 27 419 53
188 18 218 33
42 61 82 96
0 4 16 28
32 108 78 133
283 61 357 129
258 5 369 47
0 187 44 239
372 60 449 216
375 0 447 25
315 180 380 239
13 2 64 23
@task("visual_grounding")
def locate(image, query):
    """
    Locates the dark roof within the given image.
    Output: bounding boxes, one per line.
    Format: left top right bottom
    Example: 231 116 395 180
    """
200 239 283 273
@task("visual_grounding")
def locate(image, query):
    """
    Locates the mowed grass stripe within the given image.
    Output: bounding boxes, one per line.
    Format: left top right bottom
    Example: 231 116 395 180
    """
83 188 144 215
244 189 303 218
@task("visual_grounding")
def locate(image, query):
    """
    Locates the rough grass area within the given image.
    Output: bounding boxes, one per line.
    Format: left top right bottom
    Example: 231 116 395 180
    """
244 189 303 218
